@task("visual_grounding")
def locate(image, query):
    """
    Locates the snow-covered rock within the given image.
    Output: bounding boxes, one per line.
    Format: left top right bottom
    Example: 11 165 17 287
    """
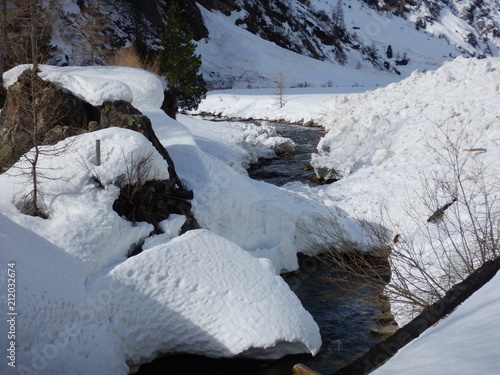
1 64 331 374
0 214 320 375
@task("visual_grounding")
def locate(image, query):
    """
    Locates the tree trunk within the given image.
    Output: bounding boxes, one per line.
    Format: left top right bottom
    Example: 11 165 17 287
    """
333 255 500 375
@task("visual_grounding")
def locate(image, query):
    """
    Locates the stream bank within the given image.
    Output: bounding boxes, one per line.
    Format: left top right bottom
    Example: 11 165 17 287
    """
136 121 394 375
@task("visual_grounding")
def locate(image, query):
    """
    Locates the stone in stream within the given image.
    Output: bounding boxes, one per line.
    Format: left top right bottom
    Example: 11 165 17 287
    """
293 363 323 375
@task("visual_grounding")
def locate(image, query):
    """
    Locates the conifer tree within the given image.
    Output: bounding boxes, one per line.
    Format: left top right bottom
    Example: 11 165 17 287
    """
160 2 206 112
386 45 393 59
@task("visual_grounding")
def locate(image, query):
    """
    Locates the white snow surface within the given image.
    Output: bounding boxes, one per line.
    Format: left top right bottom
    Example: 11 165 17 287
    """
2 55 499 374
372 272 500 375
0 65 328 374
195 56 500 373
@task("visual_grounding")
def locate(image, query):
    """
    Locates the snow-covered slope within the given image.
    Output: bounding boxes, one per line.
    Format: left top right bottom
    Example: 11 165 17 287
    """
194 0 462 88
372 272 500 375
312 56 500 222
34 0 500 89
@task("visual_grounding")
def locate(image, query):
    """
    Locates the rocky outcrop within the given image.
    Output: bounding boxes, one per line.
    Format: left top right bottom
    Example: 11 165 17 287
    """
0 70 97 163
1 70 198 237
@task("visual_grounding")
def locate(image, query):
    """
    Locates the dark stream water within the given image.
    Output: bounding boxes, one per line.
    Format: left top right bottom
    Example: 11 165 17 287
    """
136 123 386 375
247 122 325 186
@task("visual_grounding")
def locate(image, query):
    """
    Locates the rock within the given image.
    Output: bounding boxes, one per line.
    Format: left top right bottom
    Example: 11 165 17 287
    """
99 100 149 130
0 70 93 163
314 165 341 181
43 125 87 145
370 324 399 337
374 311 398 326
292 363 323 375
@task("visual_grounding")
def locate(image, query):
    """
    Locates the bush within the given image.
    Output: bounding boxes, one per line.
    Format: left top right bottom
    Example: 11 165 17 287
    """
307 126 499 321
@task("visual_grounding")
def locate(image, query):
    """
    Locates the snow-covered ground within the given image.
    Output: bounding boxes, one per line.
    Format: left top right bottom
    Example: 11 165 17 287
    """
0 65 334 374
1 54 499 374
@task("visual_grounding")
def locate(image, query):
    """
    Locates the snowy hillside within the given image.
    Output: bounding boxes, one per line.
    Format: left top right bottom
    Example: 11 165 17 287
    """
21 0 498 89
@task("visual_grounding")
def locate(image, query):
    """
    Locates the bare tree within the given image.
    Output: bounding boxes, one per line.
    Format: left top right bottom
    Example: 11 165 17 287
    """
1 1 75 217
307 125 499 320
274 70 287 108
5 69 76 217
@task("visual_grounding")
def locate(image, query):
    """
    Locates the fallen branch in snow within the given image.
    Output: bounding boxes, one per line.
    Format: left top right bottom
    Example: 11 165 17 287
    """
462 148 487 153
333 255 500 375
426 198 457 223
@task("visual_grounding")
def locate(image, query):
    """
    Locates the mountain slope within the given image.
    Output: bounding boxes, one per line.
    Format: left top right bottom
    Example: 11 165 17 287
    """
7 0 500 88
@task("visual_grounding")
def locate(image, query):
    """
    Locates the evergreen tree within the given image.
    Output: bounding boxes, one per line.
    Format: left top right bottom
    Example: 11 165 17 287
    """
160 2 206 111
386 45 393 59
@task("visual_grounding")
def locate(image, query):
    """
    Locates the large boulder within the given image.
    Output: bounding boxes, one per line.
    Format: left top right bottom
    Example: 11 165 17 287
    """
1 69 197 234
99 100 150 130
0 70 94 163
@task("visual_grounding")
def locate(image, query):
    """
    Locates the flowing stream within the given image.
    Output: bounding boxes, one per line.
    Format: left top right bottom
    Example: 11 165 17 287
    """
137 122 387 375
247 122 325 186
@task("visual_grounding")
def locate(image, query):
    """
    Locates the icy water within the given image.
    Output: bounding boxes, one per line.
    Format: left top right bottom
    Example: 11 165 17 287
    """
247 122 325 186
136 123 386 375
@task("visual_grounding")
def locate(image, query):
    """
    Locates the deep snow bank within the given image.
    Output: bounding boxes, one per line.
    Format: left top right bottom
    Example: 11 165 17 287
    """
372 272 500 375
0 213 320 375
310 56 500 322
308 55 500 229
312 56 500 182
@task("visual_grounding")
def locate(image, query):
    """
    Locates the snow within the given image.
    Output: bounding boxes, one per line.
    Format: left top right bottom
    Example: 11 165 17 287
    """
372 272 500 375
2 53 499 374
0 65 328 374
4 65 164 109
192 55 500 373
0 214 320 375
195 4 403 90
311 56 500 231
0 128 165 272
194 0 463 90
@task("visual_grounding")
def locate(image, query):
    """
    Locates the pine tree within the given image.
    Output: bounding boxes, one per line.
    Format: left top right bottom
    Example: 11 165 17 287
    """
386 45 393 59
160 2 206 112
